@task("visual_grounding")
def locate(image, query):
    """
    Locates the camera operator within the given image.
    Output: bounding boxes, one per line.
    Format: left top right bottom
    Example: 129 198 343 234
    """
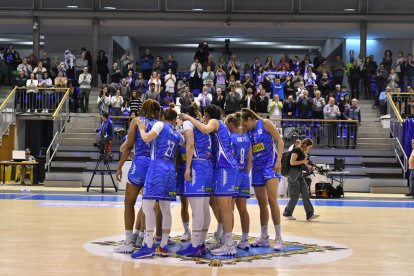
98 113 114 160
283 138 320 221
194 42 211 65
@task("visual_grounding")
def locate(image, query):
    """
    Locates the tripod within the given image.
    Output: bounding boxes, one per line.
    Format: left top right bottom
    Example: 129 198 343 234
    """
86 152 118 193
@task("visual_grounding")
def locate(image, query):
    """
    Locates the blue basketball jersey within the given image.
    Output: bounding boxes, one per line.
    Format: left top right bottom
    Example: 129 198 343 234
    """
210 120 238 169
151 122 183 162
230 133 251 171
184 121 213 160
247 120 277 169
134 117 157 157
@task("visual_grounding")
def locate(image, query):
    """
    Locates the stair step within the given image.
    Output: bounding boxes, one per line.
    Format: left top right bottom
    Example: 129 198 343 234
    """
49 167 85 172
62 133 97 139
357 138 394 144
70 116 98 123
356 143 393 150
66 122 97 129
358 132 390 138
61 138 96 145
363 162 400 168
370 186 408 194
368 173 404 179
65 127 95 134
44 180 83 188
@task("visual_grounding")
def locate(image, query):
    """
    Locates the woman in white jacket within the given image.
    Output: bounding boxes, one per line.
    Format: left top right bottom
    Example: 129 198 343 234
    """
26 73 38 113
97 85 111 115
111 89 124 116
164 68 176 94
190 58 203 91
202 65 215 85
38 71 53 113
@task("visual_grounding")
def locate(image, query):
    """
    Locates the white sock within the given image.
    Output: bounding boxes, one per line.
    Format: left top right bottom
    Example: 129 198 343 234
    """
241 232 249 241
224 232 233 246
160 233 169 248
217 223 223 236
261 226 268 239
144 231 154 247
133 229 139 235
125 230 133 244
274 225 281 238
200 230 207 244
139 231 144 238
183 223 190 233
192 231 201 247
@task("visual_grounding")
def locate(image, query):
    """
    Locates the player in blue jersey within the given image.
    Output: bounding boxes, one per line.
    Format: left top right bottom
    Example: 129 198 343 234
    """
114 99 161 254
180 104 238 256
225 113 253 250
177 103 213 257
240 108 285 251
176 145 191 242
132 105 185 259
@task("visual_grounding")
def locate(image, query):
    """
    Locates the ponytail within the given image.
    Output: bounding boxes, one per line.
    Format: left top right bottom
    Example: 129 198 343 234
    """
226 112 242 128
241 108 261 121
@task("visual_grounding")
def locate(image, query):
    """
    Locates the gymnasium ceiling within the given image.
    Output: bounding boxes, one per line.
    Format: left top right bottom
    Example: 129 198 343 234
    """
0 0 414 48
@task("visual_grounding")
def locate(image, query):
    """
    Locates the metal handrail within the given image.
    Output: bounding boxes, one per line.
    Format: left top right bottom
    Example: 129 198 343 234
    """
394 136 408 177
45 131 59 171
386 92 403 122
0 87 17 110
0 87 17 142
52 88 70 118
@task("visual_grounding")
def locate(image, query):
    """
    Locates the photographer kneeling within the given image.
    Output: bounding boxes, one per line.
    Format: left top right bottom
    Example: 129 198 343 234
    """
97 113 114 160
283 138 319 221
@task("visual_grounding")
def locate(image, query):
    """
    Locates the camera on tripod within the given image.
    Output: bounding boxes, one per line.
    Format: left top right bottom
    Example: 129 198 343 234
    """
93 142 106 154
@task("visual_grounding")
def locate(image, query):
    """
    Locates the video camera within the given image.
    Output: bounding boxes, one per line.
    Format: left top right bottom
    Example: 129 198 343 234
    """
93 142 106 154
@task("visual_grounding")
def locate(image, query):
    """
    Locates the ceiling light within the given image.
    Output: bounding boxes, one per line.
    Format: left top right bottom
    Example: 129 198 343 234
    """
103 6 116 10
344 8 356 11
66 5 79 8
192 8 204 11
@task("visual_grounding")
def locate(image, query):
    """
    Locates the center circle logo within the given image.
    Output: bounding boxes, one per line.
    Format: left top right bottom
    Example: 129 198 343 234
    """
83 233 352 268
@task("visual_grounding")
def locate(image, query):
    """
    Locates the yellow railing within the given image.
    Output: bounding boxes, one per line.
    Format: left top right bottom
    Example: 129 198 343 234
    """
386 92 405 123
52 88 70 118
0 87 17 111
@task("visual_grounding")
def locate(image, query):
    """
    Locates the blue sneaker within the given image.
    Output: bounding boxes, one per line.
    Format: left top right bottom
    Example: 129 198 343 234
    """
131 244 156 259
176 244 205 257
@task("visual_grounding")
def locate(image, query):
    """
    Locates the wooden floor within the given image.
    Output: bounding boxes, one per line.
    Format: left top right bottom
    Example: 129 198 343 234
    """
0 190 413 275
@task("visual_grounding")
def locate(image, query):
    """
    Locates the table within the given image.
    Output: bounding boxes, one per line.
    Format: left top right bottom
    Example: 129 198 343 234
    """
0 161 39 184
326 170 350 196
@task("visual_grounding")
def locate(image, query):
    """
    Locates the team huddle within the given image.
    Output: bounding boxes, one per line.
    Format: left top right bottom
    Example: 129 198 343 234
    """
114 99 284 258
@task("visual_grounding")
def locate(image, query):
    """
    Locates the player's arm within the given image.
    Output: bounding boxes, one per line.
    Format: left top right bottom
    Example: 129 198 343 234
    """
184 127 195 181
138 120 162 143
180 113 218 134
247 144 253 173
263 119 284 171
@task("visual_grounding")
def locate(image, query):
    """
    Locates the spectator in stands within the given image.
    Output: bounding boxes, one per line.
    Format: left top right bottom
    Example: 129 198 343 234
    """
316 60 330 78
54 70 67 88
349 60 361 99
295 81 306 99
203 54 215 72
292 69 304 89
33 61 46 81
309 83 319 98
312 90 325 119
68 82 78 113
331 55 346 86
304 65 317 92
133 72 146 98
129 90 142 115
78 66 92 113
176 76 188 97
165 54 178 74
271 77 285 100
152 56 164 75
387 68 400 92
345 98 361 148
125 70 135 90
243 73 254 91
212 87 225 112
15 69 28 111
251 57 261 81
217 56 227 72
291 55 300 73
277 56 291 71
254 88 269 115
205 79 216 95
111 89 124 116
140 49 154 80
143 83 160 102
26 73 38 113
215 65 227 92
49 57 60 80
264 56 276 71
26 50 38 69
234 80 245 98
17 58 32 77
401 54 414 91
375 63 389 107
194 42 210 65
120 48 134 76
297 90 313 119
323 97 341 148
241 87 255 111
164 68 176 95
81 47 93 72
97 50 109 85
228 56 240 80
97 85 111 115
269 94 283 125
189 58 203 91
379 86 391 115
148 71 161 94
121 101 131 116
75 52 88 84
283 75 295 99
202 65 215 85
197 86 213 114
40 52 51 70
179 86 194 114
225 85 242 115
99 113 114 159
11 52 22 76
64 50 75 81
300 55 313 73
282 95 297 119
17 148 35 184
382 50 393 73
394 51 405 86
327 84 341 102
3 44 17 85
39 71 53 113
317 73 331 98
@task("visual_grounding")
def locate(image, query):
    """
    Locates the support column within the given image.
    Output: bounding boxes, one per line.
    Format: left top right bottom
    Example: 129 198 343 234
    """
92 17 99 87
33 17 40 57
360 20 367 58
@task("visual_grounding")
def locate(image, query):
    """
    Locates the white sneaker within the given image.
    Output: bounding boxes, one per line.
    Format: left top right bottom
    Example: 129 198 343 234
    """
237 240 250 250
113 242 135 253
283 214 296 220
273 237 283 251
307 214 320 221
135 236 144 248
34 109 37 113
251 236 270 247
45 109 48 113
206 231 221 244
180 230 191 242
210 243 237 256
